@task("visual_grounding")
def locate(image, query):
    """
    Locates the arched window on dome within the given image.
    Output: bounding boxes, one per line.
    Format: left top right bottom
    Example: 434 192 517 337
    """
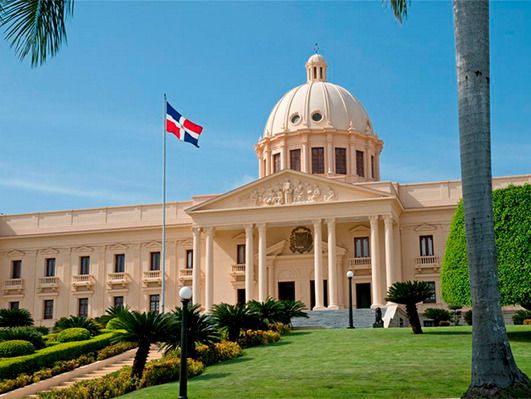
313 67 317 80
319 67 323 80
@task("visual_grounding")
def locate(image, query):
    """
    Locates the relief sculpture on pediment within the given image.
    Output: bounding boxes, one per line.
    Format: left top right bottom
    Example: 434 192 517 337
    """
242 179 336 207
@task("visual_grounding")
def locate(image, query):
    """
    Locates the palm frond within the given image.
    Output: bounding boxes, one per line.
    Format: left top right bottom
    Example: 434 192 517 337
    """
388 0 409 23
0 0 74 67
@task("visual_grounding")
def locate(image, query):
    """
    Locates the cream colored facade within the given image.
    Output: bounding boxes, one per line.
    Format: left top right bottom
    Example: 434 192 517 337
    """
1 55 529 326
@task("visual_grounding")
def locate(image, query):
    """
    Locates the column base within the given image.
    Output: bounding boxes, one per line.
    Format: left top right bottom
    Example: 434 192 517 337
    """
370 303 385 309
312 305 327 311
326 305 339 310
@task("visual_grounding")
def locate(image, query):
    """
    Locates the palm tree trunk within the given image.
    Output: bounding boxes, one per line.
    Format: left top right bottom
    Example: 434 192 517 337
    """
405 303 422 334
453 1 530 397
131 341 150 379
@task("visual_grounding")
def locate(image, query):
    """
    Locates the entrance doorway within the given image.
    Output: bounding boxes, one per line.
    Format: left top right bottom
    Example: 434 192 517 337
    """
237 289 246 305
278 282 295 301
310 280 328 309
356 283 371 309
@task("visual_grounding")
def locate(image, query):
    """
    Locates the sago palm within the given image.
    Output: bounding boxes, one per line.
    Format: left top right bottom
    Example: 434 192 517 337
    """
112 310 176 379
52 315 100 335
0 308 34 327
247 298 284 328
278 300 308 326
385 281 433 334
211 303 260 342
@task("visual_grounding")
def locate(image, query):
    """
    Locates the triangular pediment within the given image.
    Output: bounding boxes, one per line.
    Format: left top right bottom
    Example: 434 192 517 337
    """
265 239 347 257
39 248 60 256
108 243 129 251
73 246 94 253
143 241 161 249
187 170 391 213
7 250 25 258
414 223 437 232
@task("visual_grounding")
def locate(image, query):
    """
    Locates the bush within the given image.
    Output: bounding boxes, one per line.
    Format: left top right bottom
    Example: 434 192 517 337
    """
442 185 531 307
423 308 451 327
0 327 45 349
268 322 291 335
0 308 34 327
512 310 531 325
96 341 136 361
141 357 204 388
105 318 121 330
237 329 280 348
524 319 531 326
56 328 91 343
195 341 243 366
439 320 451 327
35 326 50 335
464 310 473 325
0 332 115 379
53 316 100 336
0 340 35 357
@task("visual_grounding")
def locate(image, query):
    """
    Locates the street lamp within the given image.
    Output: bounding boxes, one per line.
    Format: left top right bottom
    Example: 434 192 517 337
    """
346 271 354 329
179 286 193 399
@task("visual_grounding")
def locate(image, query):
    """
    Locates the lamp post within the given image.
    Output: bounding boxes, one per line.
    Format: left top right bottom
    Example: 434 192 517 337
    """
179 286 193 399
346 271 354 329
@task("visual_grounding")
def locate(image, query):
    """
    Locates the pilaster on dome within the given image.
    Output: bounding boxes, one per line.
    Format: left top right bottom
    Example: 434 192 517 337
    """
306 53 327 82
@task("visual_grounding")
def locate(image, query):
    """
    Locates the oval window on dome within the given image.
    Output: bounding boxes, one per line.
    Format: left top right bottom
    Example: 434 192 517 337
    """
312 112 323 122
290 114 301 125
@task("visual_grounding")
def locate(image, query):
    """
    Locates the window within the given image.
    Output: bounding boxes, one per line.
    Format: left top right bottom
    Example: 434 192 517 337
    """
149 295 160 313
79 256 90 275
237 289 246 305
115 254 125 273
273 153 281 173
289 149 301 171
354 237 370 258
78 298 88 317
311 112 322 122
9 301 19 310
150 252 160 271
43 300 54 320
186 250 193 269
419 235 434 257
371 155 375 178
335 148 347 175
113 296 124 308
290 114 301 125
423 281 436 303
45 258 56 277
311 147 324 174
11 260 22 279
356 150 365 177
237 244 246 265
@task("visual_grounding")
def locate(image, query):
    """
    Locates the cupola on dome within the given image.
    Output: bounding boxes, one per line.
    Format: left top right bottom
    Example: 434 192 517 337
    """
263 54 374 137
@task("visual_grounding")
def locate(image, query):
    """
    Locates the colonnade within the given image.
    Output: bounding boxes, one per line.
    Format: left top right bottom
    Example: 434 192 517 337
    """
190 215 398 311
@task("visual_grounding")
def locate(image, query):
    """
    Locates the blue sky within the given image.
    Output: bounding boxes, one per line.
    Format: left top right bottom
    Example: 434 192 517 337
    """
1 1 530 215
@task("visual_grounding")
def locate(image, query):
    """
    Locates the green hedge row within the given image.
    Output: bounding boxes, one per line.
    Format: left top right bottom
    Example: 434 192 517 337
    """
0 332 118 379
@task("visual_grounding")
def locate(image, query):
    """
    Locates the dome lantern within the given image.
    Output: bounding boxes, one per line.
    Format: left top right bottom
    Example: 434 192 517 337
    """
306 53 327 82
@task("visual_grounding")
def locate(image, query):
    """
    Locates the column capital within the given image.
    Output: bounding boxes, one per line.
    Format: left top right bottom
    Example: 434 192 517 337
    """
368 215 379 224
257 223 267 232
192 226 202 235
244 224 254 233
325 218 336 226
383 215 394 225
205 226 215 236
312 219 322 227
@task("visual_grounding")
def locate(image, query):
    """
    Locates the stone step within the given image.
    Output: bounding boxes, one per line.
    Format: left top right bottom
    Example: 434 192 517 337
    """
292 309 381 329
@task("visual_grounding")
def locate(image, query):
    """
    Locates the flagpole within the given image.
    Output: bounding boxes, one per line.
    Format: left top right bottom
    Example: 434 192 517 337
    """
161 93 167 313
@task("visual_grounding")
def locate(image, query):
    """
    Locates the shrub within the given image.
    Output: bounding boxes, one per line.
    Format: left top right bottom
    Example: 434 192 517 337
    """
386 281 435 334
463 310 473 325
56 328 91 343
524 319 531 326
512 310 531 325
247 298 284 327
195 341 242 366
140 357 204 388
0 327 45 349
0 332 115 379
96 341 136 361
278 300 309 325
53 316 100 336
237 329 280 348
0 340 35 357
268 322 291 335
0 308 34 327
423 308 451 327
442 185 531 307
105 318 121 330
35 326 50 335
211 303 260 342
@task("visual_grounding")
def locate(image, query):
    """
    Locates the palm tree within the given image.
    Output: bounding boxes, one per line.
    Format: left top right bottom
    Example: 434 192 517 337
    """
278 300 309 326
0 308 34 327
53 315 100 336
385 281 434 334
247 298 284 328
211 303 260 342
0 0 74 66
389 1 530 395
112 310 176 379
163 304 220 358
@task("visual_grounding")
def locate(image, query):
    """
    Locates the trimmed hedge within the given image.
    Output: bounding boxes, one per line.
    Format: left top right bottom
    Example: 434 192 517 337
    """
0 340 35 357
441 184 531 306
195 341 243 366
0 327 45 349
56 328 91 343
0 332 116 379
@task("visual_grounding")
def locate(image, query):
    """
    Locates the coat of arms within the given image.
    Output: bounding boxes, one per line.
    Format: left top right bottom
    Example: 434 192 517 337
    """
289 226 313 254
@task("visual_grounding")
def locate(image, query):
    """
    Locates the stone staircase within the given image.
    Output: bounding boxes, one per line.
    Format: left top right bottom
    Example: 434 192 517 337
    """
292 308 379 329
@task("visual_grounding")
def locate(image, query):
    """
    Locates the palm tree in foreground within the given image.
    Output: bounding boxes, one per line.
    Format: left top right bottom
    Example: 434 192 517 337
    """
385 281 433 334
0 0 74 67
113 310 176 379
390 0 530 396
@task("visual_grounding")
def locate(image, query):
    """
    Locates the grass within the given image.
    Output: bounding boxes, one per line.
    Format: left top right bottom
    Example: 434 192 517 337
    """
119 326 531 399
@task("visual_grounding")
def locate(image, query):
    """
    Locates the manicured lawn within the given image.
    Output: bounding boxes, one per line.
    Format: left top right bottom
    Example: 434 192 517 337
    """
120 326 531 399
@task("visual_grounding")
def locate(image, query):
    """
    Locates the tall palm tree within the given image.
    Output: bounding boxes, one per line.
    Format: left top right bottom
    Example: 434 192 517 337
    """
0 0 74 67
112 310 176 379
385 281 433 334
390 0 530 396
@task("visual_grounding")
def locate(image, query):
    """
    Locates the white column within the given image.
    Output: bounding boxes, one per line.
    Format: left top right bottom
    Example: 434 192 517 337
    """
326 134 334 174
258 223 267 302
326 219 338 309
264 147 271 176
369 216 384 306
281 142 287 170
244 224 254 302
192 227 201 305
313 219 325 310
384 215 395 297
205 227 214 311
302 134 309 173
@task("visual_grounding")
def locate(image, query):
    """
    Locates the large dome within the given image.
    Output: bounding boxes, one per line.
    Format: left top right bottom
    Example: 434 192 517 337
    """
263 54 374 137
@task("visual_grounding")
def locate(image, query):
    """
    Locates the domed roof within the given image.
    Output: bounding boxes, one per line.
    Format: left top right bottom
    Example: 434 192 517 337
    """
263 54 373 138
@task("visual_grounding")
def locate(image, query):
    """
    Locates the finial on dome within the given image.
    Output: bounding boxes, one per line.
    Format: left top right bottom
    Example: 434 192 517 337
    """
306 52 327 82
313 42 319 54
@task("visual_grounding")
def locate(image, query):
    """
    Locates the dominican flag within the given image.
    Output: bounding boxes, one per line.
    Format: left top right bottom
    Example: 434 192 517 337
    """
165 102 203 148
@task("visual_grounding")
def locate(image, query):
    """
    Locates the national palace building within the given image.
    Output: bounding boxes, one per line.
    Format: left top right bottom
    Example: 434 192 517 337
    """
1 54 529 326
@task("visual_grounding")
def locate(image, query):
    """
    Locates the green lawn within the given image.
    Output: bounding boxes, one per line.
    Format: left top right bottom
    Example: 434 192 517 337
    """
120 326 531 399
